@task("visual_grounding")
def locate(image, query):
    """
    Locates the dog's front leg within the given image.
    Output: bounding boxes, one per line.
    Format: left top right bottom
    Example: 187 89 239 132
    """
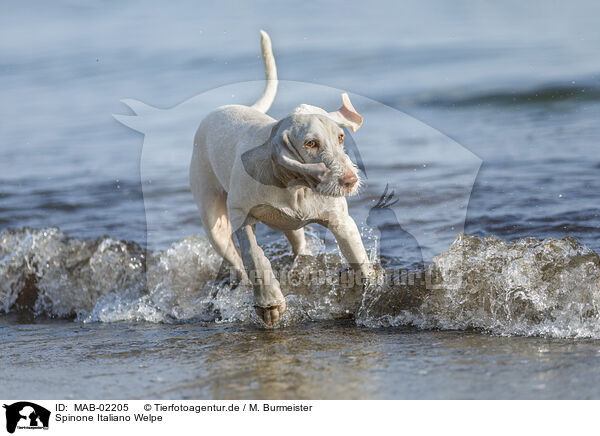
326 213 374 282
235 221 286 326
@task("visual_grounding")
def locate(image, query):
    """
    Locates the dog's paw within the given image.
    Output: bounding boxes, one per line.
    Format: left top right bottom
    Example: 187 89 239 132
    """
254 300 286 327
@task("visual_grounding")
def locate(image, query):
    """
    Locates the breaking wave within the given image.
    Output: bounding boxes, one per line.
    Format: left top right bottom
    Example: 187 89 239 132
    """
1 227 600 338
359 234 600 338
396 81 600 108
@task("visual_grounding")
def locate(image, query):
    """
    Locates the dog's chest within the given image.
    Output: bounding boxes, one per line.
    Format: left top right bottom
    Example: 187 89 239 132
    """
249 189 325 231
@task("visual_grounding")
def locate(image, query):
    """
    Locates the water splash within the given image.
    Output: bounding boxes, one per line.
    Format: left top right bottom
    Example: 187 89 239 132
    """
358 234 600 338
1 227 600 338
0 227 145 318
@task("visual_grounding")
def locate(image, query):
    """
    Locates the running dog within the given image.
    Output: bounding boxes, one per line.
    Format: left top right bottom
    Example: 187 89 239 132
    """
190 30 372 326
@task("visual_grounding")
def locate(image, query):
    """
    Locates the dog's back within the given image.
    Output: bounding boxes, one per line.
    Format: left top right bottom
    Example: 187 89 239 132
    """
193 104 274 192
192 29 277 194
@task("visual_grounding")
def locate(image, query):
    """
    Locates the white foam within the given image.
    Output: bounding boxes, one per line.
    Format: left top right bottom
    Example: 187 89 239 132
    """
2 228 600 337
358 234 600 338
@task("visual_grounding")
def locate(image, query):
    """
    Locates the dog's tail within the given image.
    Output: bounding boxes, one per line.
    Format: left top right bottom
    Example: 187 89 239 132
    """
251 30 278 113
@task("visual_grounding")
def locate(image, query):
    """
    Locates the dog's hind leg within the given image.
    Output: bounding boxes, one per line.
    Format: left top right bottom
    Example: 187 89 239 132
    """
191 151 246 282
284 229 311 257
205 190 248 282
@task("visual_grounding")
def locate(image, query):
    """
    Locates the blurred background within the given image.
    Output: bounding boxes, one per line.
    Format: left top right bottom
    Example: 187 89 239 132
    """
1 0 599 253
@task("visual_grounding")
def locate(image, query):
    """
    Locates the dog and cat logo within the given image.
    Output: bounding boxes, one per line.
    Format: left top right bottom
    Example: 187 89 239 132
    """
3 403 50 433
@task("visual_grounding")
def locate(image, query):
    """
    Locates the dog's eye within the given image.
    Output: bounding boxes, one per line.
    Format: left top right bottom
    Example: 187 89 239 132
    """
304 139 319 149
338 134 344 145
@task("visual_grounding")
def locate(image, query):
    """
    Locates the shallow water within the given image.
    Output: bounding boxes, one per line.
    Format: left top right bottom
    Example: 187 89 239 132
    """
2 0 600 399
3 317 600 399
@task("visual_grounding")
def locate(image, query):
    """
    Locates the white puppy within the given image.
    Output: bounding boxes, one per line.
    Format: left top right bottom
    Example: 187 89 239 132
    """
190 31 372 326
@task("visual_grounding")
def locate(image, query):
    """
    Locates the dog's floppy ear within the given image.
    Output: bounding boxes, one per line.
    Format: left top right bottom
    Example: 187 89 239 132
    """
270 121 329 186
327 93 363 132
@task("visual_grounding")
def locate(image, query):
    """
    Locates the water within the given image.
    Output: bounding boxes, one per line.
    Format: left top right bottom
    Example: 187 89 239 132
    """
4 317 600 399
2 0 600 399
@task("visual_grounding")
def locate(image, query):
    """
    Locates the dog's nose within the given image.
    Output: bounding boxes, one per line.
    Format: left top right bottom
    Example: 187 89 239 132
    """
339 172 358 189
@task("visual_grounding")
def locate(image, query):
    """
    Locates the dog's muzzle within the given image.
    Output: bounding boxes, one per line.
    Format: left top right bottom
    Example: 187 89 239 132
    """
339 171 358 191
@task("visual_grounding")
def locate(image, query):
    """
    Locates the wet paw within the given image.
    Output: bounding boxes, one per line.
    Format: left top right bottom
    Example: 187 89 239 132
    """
254 300 287 327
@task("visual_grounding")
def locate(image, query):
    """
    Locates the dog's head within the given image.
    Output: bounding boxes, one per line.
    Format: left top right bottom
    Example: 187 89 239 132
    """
270 93 363 197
